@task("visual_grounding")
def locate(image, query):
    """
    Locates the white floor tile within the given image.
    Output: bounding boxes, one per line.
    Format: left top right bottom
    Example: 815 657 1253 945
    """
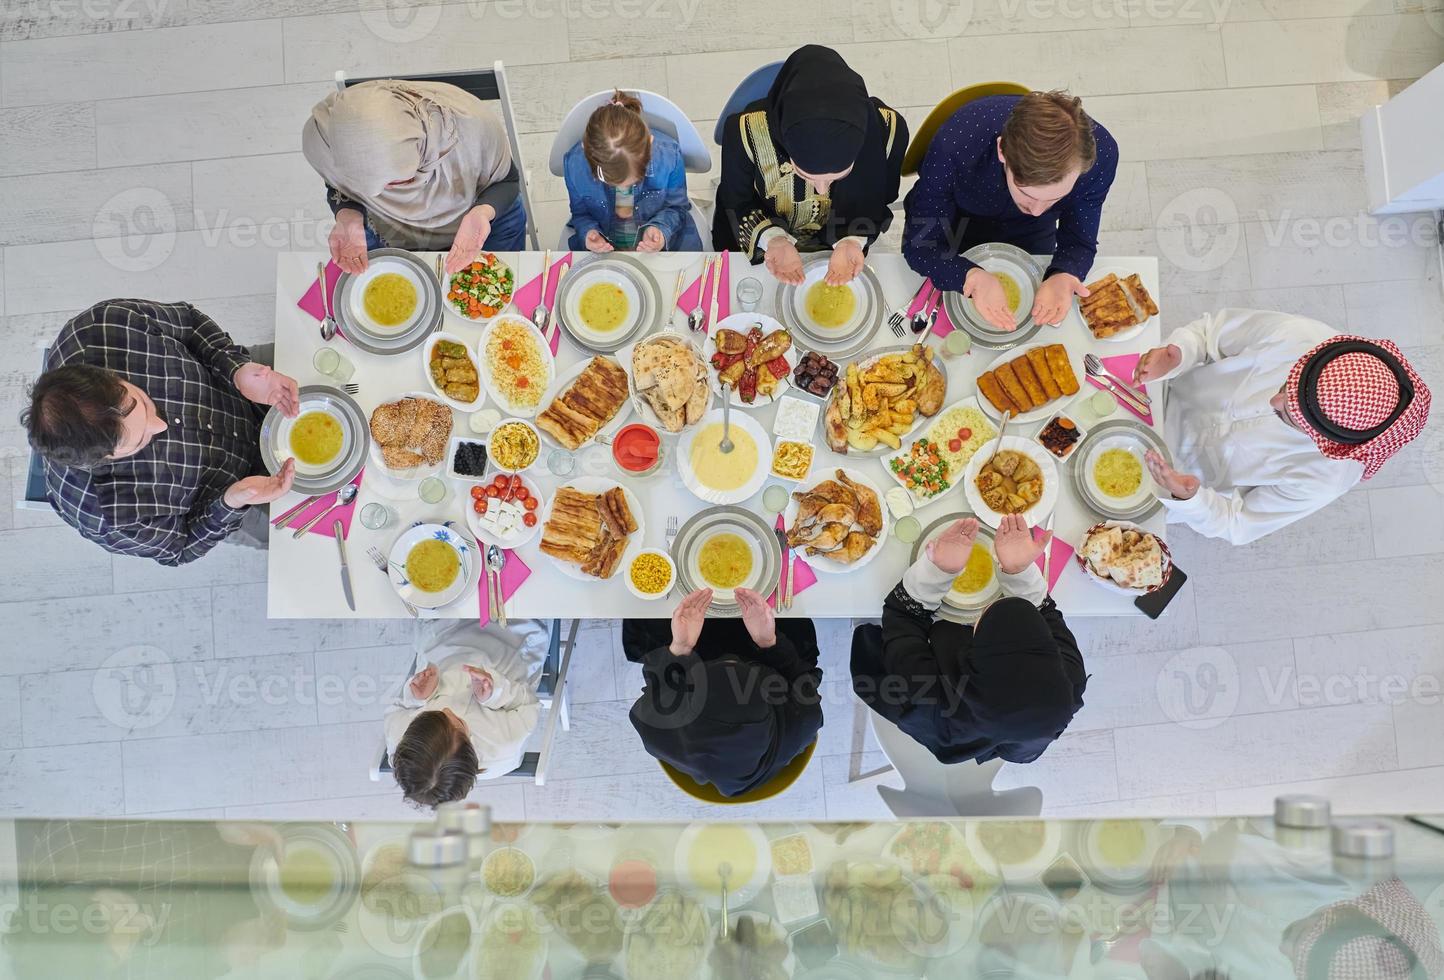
312 644 418 725
568 0 850 61
1213 766 1444 816
0 102 96 176
1165 490 1374 578
212 583 417 658
1315 78 1414 149
821 751 901 821
1369 485 1444 558
1243 213 1438 290
222 784 526 822
0 676 21 748
0 743 126 815
1042 790 1218 820
1392 700 1444 770
1295 623 1444 709
0 587 214 676
523 762 827 821
1222 15 1444 88
0 162 194 247
994 729 1120 808
1343 274 1444 348
1159 283 1346 337
1084 86 1321 162
0 525 115 603
508 56 669 135
1149 150 1366 226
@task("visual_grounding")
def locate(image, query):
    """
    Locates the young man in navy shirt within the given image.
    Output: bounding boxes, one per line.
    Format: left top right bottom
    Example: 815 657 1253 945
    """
903 90 1118 331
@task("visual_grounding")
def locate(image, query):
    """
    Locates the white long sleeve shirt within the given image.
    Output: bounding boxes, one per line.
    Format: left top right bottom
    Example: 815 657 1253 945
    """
903 551 1046 624
384 622 542 773
1155 309 1363 546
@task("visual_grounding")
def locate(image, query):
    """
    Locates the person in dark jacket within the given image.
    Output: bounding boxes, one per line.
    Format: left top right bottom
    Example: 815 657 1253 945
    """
902 90 1117 331
852 515 1086 765
625 587 822 797
713 44 908 287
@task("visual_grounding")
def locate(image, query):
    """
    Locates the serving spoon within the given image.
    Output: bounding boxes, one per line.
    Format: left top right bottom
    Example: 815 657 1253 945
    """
687 257 712 333
292 483 357 538
984 410 1012 468
719 384 734 454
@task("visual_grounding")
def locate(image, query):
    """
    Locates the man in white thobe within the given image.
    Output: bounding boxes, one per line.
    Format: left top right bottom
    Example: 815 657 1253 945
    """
1134 309 1431 545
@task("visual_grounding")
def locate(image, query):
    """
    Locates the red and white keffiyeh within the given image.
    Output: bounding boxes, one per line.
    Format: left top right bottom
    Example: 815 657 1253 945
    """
1285 335 1431 479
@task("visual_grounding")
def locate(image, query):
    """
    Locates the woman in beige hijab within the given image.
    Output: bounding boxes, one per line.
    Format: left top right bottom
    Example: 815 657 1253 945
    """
302 79 527 274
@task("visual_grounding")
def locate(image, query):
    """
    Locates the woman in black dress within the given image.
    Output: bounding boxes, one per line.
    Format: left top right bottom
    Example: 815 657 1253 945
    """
625 588 823 797
713 44 908 288
851 516 1086 765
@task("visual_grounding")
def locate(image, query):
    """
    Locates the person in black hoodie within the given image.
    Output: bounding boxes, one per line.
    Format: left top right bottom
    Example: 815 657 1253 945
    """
712 44 907 288
852 515 1086 765
625 587 823 797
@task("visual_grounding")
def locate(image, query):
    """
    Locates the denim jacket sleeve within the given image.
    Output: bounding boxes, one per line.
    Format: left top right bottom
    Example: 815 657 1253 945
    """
562 142 606 244
641 141 689 246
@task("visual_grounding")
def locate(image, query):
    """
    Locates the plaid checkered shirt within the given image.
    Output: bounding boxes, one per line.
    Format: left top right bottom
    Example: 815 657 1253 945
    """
42 299 266 565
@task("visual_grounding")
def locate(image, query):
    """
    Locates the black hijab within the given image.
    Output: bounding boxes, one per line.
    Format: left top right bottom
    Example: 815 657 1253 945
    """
764 45 872 174
630 655 784 797
964 597 1079 752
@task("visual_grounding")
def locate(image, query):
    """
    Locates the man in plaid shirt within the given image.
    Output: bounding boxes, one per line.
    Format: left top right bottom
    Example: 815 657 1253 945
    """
21 299 301 565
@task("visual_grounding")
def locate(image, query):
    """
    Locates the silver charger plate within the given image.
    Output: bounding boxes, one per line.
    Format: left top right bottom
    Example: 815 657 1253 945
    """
259 384 369 494
670 505 782 617
1071 418 1171 522
554 252 663 354
942 242 1045 350
776 255 885 360
911 513 1001 612
333 248 443 355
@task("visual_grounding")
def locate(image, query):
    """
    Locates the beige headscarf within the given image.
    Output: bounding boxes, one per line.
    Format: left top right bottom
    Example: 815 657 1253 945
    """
301 79 512 250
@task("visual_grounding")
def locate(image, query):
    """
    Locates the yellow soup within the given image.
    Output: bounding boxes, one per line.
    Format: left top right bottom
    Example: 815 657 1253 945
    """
805 281 857 329
289 411 344 466
687 826 758 891
688 424 758 492
952 542 995 596
997 272 1021 313
1094 448 1143 498
579 281 629 333
279 847 336 906
405 538 460 593
1095 819 1146 867
363 272 418 328
697 532 752 590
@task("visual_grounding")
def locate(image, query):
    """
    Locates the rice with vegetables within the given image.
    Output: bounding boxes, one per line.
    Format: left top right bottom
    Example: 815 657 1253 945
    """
485 319 547 409
926 406 995 478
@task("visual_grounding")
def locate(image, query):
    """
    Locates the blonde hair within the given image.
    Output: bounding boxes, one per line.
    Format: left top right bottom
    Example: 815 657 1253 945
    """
999 90 1097 187
583 90 651 185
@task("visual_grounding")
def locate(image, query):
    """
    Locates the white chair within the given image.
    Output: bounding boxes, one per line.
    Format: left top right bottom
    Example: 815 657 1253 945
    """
370 619 577 788
334 63 541 250
868 712 1044 818
546 89 711 251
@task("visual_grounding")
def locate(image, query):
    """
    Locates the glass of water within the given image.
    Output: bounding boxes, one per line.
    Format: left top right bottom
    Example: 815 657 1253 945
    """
942 330 972 359
893 515 922 544
547 448 577 478
735 277 763 313
762 484 790 514
359 502 394 530
313 347 355 382
418 477 447 505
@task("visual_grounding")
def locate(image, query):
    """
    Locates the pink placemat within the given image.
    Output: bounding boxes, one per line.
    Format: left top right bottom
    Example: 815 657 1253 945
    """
478 548 532 628
1033 526 1076 593
769 514 818 609
677 252 730 331
1085 352 1154 425
297 260 343 323
513 254 573 354
903 279 960 338
270 469 363 539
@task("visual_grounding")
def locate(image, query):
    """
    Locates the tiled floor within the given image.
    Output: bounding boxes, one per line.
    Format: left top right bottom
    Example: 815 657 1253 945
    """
2 2 1442 824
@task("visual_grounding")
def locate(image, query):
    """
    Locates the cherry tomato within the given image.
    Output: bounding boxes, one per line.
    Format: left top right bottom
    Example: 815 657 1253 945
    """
523 496 538 511
472 498 485 513
948 439 963 452
508 475 522 498
522 512 537 528
958 427 972 440
492 474 508 488
470 485 484 499
484 486 499 498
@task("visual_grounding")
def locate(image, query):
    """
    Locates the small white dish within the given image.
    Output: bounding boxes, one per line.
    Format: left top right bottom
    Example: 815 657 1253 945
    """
624 548 677 601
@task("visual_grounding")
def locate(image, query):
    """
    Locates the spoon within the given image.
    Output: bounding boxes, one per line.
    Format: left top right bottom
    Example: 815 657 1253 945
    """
719 384 734 454
687 257 712 333
719 861 732 940
291 483 357 538
317 261 338 342
910 283 935 335
533 249 552 338
985 410 1012 468
486 544 507 627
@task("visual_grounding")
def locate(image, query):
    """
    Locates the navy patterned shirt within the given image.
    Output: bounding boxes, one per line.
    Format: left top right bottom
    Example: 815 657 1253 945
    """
41 300 265 565
902 95 1118 289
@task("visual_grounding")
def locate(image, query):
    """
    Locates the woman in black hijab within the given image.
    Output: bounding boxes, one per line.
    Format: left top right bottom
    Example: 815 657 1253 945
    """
852 515 1086 765
626 587 823 797
713 44 908 287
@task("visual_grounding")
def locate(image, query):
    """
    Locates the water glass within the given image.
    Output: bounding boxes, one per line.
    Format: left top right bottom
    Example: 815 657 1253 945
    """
418 477 447 505
1088 389 1118 420
359 502 394 531
893 515 922 544
761 484 790 514
735 277 763 313
313 347 355 382
547 448 577 478
942 330 972 359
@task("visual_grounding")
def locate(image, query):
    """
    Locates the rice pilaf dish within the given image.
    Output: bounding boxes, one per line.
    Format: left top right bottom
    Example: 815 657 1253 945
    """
485 318 547 410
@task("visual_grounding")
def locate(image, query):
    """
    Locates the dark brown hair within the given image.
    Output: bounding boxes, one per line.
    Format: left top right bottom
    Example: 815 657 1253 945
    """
22 364 131 467
999 90 1097 188
582 90 651 185
393 711 479 808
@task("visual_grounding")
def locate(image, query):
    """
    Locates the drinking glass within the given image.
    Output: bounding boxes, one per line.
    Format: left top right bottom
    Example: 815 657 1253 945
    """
312 347 355 382
1089 389 1118 421
942 330 972 359
547 448 577 478
735 277 763 313
893 515 922 544
360 502 394 530
762 485 790 514
418 477 447 504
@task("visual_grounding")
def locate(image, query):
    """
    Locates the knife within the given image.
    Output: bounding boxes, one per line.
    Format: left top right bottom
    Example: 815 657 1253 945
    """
334 519 356 611
773 526 790 609
706 250 723 331
1041 511 1057 597
272 494 320 529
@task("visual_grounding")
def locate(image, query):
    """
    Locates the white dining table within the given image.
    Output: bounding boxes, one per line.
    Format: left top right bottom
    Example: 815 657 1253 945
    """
267 251 1165 620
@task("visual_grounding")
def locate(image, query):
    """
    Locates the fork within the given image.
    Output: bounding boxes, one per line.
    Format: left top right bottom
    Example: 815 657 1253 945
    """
889 280 930 337
366 546 418 618
341 382 359 395
666 515 679 546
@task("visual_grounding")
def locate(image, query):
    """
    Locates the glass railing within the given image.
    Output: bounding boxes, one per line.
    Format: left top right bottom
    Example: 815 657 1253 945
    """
2 806 1442 979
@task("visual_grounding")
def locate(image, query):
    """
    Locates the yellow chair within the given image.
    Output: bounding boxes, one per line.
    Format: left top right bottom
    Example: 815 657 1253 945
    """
660 742 818 805
901 81 1032 177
